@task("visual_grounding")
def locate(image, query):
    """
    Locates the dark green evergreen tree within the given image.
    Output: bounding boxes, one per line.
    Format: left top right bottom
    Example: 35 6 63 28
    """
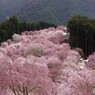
68 15 95 57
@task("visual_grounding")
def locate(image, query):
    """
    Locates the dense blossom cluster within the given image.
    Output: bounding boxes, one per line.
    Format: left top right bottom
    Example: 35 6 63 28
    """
0 26 95 95
86 52 95 70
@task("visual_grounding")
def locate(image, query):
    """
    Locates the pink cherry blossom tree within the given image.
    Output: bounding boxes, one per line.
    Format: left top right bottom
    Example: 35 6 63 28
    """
47 56 63 82
56 66 95 95
0 59 53 95
0 26 95 95
86 52 95 69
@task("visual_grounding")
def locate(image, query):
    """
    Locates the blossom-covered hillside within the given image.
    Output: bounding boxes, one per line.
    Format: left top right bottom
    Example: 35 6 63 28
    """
0 26 95 95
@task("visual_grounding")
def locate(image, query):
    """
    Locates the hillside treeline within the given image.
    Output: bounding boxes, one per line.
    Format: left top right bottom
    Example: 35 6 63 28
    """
68 16 95 57
0 16 56 42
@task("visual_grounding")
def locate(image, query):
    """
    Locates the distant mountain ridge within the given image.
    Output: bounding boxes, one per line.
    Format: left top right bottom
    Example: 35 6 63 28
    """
0 0 95 24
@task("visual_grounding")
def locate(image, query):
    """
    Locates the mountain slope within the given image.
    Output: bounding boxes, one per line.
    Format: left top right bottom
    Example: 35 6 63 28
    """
1 0 95 24
0 0 6 22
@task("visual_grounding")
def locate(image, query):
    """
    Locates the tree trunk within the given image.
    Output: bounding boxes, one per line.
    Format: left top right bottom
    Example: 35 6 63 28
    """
23 87 28 95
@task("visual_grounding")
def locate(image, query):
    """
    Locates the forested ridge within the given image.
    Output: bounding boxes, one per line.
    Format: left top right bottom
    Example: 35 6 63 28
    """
0 0 95 24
